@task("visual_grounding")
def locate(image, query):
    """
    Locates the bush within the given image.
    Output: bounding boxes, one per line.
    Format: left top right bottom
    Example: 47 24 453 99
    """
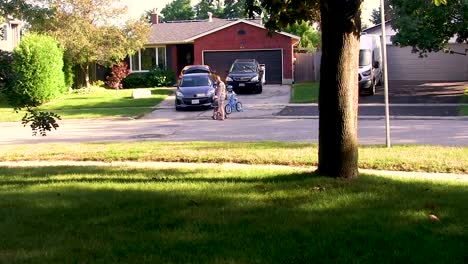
146 67 176 87
0 50 14 93
106 62 130 89
121 72 148 88
9 33 65 107
63 58 75 89
122 67 176 88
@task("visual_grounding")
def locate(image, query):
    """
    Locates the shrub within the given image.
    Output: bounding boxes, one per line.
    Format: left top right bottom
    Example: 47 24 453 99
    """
146 67 176 87
9 33 65 107
122 67 176 89
106 62 130 89
63 58 75 89
121 72 149 88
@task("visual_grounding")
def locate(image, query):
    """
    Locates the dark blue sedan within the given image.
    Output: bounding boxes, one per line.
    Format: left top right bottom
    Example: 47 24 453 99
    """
175 73 216 110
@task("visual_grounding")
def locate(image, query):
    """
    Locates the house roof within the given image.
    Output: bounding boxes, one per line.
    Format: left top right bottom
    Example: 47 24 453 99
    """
148 18 300 45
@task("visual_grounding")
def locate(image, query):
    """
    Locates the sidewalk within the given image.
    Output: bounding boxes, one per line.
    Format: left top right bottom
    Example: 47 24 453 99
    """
1 160 467 182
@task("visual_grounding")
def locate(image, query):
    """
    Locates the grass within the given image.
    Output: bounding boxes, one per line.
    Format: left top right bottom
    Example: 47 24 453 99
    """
460 87 468 116
0 164 467 263
0 142 467 174
290 81 319 103
0 87 173 122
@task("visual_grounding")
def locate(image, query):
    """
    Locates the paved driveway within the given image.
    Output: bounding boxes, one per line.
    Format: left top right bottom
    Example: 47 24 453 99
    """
141 84 290 120
359 80 467 104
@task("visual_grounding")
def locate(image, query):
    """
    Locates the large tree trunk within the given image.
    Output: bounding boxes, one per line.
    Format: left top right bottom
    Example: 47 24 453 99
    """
317 0 361 178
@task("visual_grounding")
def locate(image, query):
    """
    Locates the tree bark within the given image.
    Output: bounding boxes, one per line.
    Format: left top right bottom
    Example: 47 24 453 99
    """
81 63 90 88
317 0 361 178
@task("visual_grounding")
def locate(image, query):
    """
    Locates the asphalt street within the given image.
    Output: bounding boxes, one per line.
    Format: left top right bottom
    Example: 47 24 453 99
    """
1 118 467 146
1 83 467 146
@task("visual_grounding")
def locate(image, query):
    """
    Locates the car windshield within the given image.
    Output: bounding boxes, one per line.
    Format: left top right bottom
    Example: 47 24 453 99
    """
180 75 211 87
359 50 371 67
230 62 256 73
184 68 209 74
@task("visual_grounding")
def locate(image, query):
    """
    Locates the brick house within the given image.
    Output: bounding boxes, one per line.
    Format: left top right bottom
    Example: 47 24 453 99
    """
0 18 23 51
129 12 300 84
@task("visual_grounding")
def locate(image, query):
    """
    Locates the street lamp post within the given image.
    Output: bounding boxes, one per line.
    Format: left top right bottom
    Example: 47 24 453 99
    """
380 0 391 148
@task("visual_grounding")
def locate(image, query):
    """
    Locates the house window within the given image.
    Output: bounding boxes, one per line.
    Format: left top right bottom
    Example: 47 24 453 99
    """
130 46 166 72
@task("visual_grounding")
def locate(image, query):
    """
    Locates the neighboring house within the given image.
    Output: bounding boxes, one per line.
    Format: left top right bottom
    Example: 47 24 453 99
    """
0 18 22 51
363 22 468 81
130 12 300 84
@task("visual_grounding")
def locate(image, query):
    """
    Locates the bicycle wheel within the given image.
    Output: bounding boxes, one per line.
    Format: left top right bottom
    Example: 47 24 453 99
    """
225 104 232 114
235 102 243 112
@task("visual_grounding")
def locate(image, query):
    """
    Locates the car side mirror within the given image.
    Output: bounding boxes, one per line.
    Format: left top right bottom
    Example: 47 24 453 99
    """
373 61 380 68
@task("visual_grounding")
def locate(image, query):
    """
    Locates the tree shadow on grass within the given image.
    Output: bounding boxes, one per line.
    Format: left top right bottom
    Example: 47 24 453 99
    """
0 165 467 263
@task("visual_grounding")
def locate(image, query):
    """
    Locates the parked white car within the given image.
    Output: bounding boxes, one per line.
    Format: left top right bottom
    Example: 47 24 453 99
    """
359 34 383 95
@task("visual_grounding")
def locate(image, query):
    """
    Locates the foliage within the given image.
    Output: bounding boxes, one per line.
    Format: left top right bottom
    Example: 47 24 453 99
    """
146 67 177 87
195 0 224 19
0 50 14 93
122 68 176 88
106 62 131 89
21 108 61 136
284 21 321 52
224 0 247 18
161 0 195 21
391 0 468 54
121 72 148 88
0 0 52 30
9 33 65 107
370 0 395 25
36 0 150 87
63 57 75 89
92 80 106 87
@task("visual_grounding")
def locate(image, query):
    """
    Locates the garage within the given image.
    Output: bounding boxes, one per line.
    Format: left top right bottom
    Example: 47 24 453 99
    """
387 44 468 81
203 50 283 84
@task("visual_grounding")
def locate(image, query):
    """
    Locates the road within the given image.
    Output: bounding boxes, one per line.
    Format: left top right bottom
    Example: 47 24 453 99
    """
1 117 467 146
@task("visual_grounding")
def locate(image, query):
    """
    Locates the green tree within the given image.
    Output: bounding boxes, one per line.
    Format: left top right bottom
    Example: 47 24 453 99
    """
284 21 321 52
195 0 223 19
247 0 359 178
224 0 247 18
391 0 467 54
161 0 195 21
0 0 52 30
369 0 395 26
39 0 150 87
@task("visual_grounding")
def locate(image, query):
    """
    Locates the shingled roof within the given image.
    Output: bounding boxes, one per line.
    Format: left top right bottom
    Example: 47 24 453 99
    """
148 18 299 45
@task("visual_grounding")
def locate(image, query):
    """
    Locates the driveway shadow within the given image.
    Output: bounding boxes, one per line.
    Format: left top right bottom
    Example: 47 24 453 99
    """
359 81 467 104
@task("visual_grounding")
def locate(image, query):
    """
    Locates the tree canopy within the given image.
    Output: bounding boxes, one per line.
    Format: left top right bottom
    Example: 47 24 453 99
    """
283 21 321 52
391 0 468 54
37 0 150 87
161 0 195 21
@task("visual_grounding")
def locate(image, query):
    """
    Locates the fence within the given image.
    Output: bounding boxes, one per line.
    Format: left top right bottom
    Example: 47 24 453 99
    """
294 52 321 82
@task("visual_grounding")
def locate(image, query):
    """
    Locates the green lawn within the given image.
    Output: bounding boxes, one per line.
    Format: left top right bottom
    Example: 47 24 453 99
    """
1 142 467 173
0 164 467 263
0 87 173 121
460 87 468 116
290 81 319 103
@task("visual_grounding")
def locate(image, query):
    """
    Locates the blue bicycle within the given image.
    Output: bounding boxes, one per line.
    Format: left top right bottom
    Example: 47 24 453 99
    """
225 86 243 115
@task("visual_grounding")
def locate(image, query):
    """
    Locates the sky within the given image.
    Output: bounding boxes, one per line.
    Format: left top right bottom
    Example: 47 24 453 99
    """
121 0 381 25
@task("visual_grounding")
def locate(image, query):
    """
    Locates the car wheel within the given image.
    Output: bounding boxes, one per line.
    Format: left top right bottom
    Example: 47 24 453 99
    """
225 104 232 114
235 102 243 112
255 85 263 94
